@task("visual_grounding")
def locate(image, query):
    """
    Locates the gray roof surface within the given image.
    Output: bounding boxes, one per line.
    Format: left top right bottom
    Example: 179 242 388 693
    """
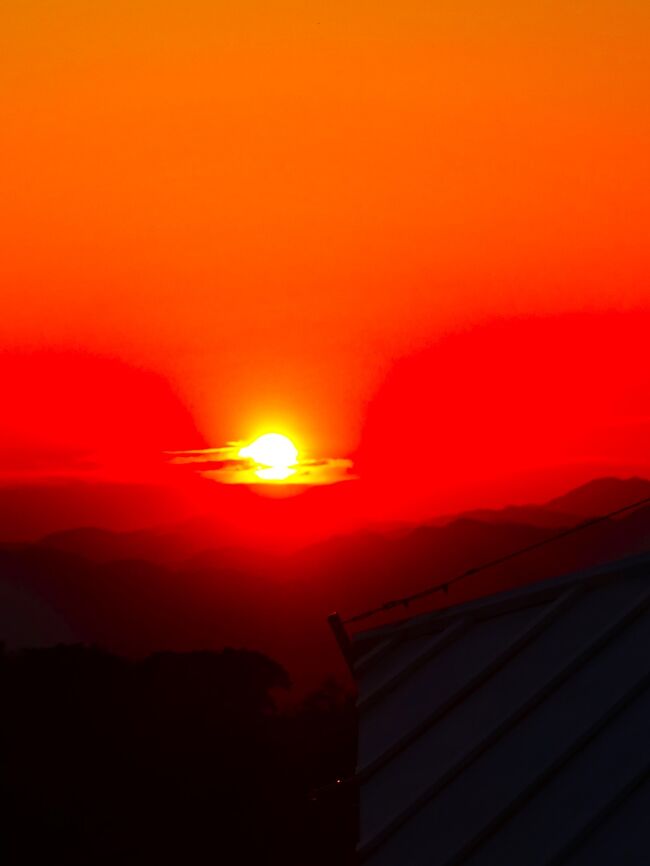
350 552 650 865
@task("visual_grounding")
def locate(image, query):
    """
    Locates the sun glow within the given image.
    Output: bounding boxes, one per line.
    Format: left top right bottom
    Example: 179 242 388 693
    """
238 433 299 481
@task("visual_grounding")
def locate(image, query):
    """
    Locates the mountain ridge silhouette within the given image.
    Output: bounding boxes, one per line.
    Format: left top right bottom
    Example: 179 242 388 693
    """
1 475 649 689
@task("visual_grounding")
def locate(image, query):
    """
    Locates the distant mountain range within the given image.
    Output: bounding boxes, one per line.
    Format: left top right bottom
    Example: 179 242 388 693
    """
1 476 649 689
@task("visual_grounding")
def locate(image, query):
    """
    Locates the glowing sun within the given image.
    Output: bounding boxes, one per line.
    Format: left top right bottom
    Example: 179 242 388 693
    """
238 433 299 481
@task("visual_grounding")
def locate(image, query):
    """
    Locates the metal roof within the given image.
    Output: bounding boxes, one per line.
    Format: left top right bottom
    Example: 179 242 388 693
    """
346 552 650 865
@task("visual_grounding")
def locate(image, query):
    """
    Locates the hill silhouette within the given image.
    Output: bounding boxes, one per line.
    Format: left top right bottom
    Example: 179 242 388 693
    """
1 476 649 689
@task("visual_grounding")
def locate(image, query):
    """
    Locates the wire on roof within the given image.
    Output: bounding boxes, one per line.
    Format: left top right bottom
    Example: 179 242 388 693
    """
341 494 650 626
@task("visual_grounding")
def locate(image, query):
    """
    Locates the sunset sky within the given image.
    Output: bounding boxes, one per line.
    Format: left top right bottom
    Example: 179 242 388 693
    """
1 1 649 529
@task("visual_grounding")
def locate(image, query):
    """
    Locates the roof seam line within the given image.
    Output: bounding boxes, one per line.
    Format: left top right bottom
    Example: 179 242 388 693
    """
358 617 472 714
357 586 582 783
358 586 650 860
354 638 395 676
548 761 650 866
443 669 650 866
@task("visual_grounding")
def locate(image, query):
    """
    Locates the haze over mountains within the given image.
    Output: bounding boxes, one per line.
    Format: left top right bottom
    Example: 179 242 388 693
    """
1 476 649 690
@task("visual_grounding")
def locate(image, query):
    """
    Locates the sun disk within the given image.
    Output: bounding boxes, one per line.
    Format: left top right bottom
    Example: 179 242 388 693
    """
238 433 299 481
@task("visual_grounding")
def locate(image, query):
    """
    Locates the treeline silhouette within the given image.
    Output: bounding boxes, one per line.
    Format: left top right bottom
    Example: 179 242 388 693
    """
0 644 357 866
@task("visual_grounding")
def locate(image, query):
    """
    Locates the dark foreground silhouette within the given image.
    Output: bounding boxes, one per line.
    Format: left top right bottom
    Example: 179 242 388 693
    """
0 644 357 866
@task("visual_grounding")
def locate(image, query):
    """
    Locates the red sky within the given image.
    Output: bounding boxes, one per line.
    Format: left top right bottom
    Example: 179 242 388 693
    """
1 1 649 534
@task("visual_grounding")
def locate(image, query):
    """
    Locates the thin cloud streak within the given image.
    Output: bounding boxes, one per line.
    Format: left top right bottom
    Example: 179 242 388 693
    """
167 443 355 486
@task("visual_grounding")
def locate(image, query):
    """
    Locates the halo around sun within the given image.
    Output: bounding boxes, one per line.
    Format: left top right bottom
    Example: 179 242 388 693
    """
238 433 299 481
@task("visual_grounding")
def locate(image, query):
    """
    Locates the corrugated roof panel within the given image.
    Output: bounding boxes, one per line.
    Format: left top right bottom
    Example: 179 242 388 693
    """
350 554 650 865
358 630 459 703
564 775 650 865
359 576 649 847
363 599 650 864
461 681 650 866
358 605 541 770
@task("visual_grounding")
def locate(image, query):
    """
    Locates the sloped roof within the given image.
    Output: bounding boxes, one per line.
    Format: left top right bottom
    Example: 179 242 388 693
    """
348 552 650 866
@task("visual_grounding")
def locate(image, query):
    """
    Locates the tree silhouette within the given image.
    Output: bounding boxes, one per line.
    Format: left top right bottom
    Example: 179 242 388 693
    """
0 643 356 866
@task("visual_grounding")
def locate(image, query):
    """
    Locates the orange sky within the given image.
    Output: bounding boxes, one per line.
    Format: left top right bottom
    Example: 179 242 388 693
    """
1 1 649 497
